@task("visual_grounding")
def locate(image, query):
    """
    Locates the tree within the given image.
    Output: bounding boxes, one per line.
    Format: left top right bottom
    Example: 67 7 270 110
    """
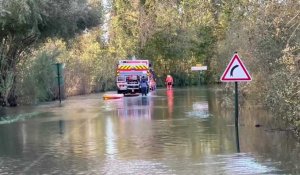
0 0 102 106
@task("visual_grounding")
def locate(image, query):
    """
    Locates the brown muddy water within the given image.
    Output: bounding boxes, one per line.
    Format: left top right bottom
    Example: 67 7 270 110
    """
0 87 299 175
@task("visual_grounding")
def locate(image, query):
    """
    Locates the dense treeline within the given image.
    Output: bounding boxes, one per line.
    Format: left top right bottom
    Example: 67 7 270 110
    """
0 0 102 105
0 1 299 135
108 0 299 136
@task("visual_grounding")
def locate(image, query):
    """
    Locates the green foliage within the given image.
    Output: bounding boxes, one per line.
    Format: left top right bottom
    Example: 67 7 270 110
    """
38 0 103 38
109 0 218 85
0 0 102 37
30 29 119 96
143 29 191 60
265 50 300 134
0 0 103 106
141 25 216 85
65 29 118 94
109 0 139 58
17 50 58 104
0 71 14 105
214 0 300 135
32 51 57 101
0 0 42 35
1 0 299 139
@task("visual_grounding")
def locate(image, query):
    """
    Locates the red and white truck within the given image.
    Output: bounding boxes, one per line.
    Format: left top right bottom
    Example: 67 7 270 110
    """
116 60 156 94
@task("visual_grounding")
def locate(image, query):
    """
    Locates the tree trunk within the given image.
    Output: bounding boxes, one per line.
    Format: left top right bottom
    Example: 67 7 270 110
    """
7 75 17 107
0 34 37 107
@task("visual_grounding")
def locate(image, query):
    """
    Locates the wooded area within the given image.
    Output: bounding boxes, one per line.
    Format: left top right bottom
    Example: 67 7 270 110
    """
0 1 299 135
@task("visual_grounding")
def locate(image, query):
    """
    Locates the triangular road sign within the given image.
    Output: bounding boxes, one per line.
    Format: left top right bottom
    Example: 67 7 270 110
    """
220 54 252 82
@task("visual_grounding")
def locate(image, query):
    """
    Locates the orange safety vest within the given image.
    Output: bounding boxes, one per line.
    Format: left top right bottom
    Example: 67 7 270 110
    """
165 76 173 83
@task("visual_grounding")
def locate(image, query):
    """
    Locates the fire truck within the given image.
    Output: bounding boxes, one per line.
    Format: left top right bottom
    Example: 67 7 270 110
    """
116 60 156 94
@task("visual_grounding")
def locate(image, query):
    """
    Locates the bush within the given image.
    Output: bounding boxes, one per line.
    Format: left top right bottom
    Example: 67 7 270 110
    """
265 51 300 135
17 51 58 104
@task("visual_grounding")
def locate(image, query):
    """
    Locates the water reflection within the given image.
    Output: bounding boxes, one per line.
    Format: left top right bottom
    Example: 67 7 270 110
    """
166 89 174 118
108 96 153 119
105 117 117 158
59 120 65 134
0 88 299 174
235 124 240 153
186 102 209 119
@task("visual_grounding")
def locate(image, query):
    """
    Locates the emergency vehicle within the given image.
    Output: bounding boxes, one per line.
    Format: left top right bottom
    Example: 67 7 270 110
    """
116 60 156 94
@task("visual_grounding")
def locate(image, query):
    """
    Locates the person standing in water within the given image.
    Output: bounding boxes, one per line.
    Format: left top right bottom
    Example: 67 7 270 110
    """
165 75 174 90
140 78 148 96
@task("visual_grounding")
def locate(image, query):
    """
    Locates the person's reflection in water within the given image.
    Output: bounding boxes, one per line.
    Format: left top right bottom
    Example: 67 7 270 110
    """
166 89 174 118
141 96 149 106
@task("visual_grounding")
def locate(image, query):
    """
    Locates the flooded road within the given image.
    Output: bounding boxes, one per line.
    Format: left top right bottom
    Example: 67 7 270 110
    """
0 87 299 174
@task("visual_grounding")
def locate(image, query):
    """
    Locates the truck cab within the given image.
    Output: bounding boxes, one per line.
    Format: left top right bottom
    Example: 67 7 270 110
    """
116 60 154 95
125 75 141 94
116 76 127 94
116 75 144 94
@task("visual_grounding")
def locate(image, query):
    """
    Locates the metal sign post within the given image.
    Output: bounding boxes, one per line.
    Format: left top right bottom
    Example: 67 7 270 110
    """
220 52 252 152
235 82 240 152
56 63 61 104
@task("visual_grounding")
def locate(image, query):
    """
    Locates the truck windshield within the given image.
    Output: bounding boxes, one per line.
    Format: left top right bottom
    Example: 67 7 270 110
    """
117 76 125 81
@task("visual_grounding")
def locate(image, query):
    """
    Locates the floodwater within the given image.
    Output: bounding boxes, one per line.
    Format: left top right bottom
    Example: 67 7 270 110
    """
0 87 299 175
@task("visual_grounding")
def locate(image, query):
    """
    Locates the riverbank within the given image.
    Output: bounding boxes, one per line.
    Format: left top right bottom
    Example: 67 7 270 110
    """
214 83 300 141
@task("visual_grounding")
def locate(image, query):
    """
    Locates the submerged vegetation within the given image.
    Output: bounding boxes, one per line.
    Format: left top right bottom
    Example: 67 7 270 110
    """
0 1 299 136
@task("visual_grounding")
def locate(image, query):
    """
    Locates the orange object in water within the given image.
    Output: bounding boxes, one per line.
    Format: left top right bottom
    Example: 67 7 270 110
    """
103 94 124 100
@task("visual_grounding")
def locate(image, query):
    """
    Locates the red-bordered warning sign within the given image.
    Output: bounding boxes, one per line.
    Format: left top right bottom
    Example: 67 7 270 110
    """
220 54 252 82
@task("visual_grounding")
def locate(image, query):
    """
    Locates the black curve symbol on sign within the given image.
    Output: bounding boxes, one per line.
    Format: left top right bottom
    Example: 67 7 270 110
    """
230 65 239 76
